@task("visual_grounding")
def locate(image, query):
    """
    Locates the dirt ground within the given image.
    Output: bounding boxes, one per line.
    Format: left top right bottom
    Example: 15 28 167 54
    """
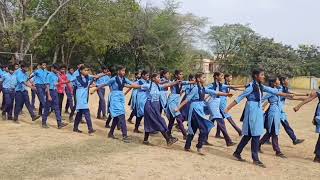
0 89 319 180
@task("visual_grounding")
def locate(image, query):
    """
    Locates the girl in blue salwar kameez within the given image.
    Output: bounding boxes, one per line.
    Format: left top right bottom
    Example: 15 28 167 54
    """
259 77 287 158
127 72 141 124
176 72 232 155
294 90 320 163
131 73 181 146
225 68 291 168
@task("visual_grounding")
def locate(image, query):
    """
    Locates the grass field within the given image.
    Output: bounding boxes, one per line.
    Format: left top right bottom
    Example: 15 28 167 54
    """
0 89 319 180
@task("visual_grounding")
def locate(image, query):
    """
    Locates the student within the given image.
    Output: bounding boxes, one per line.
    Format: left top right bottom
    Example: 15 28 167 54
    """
133 70 150 133
205 72 236 147
73 65 104 135
42 64 68 129
176 72 232 155
69 64 83 121
278 76 306 145
30 64 39 110
57 65 71 114
216 74 242 137
159 69 170 113
294 91 320 163
259 77 287 158
32 62 49 115
127 71 141 124
97 65 134 142
65 67 75 114
1 65 17 120
0 65 8 111
13 62 41 123
96 66 110 119
180 74 195 122
225 68 292 168
166 70 192 140
132 73 180 145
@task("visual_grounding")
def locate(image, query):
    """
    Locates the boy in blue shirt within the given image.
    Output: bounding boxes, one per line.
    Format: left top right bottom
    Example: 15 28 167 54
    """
65 67 74 114
32 62 49 115
14 62 41 123
1 65 17 120
42 64 68 129
96 66 110 119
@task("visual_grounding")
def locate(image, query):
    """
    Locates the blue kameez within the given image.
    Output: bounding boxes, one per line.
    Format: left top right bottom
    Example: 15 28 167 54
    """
262 88 282 135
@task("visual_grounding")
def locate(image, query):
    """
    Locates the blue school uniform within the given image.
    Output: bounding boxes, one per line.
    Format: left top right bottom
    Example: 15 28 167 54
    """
130 80 139 111
235 81 280 136
96 74 110 117
219 82 233 119
206 81 227 120
314 91 320 133
136 79 149 118
186 85 217 135
2 72 17 118
166 81 189 118
33 69 49 85
262 88 282 135
14 70 36 119
159 78 170 110
2 72 17 89
74 75 95 110
141 82 168 133
42 72 62 125
103 76 132 118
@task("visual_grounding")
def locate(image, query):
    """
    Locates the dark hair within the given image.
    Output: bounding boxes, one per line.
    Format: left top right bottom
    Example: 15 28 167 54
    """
251 68 264 80
150 73 158 82
20 62 29 68
213 72 221 78
174 70 182 78
68 67 74 71
141 70 149 76
60 64 67 69
40 61 47 65
79 64 89 71
134 71 140 76
51 64 60 70
101 66 108 71
116 65 125 72
268 76 278 88
13 63 19 66
188 74 194 81
224 74 231 79
32 64 38 70
2 64 8 68
195 72 204 81
279 76 288 86
160 69 169 78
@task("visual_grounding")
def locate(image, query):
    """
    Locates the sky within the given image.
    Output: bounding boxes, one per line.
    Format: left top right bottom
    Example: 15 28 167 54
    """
140 0 320 47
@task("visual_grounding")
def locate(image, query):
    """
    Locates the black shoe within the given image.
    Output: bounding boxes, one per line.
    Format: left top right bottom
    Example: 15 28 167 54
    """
293 139 305 145
107 133 118 139
88 129 96 135
73 129 83 133
133 129 142 133
233 152 246 162
143 140 150 145
58 122 68 129
42 124 49 128
203 141 213 146
167 137 178 146
227 142 237 147
253 160 266 168
276 152 287 158
117 126 121 130
32 115 41 121
122 136 130 143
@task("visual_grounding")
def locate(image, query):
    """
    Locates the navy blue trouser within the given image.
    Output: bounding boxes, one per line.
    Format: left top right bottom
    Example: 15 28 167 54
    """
42 90 62 126
185 112 208 150
259 122 281 153
209 118 232 145
315 134 320 157
31 89 36 109
35 84 47 114
2 88 15 119
281 120 297 142
97 88 106 117
69 88 77 118
109 114 128 137
168 114 187 137
14 91 36 120
74 109 93 131
65 86 73 112
235 126 260 161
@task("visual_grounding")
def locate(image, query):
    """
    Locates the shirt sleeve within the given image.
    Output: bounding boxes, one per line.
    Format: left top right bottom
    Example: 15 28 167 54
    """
205 87 218 96
125 78 133 85
235 84 253 104
207 83 213 89
262 85 280 95
186 87 197 101
103 77 115 86
261 93 272 103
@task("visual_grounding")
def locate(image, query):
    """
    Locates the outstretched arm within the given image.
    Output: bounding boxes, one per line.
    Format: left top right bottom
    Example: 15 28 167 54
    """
293 91 318 112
